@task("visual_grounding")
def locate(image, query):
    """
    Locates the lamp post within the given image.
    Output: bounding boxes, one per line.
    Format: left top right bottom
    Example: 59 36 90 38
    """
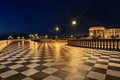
72 20 77 39
54 26 59 40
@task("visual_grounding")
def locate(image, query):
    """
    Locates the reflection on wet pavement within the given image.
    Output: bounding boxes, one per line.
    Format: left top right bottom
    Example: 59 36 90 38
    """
0 41 120 80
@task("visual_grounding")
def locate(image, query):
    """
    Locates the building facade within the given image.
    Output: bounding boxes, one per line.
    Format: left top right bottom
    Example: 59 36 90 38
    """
104 28 120 39
89 25 105 39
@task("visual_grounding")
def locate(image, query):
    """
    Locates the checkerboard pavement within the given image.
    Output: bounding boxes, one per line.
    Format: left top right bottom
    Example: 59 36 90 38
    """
0 41 120 80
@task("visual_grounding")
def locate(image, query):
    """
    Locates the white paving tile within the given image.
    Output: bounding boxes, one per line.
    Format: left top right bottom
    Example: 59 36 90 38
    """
9 64 24 69
86 60 96 63
100 55 110 58
110 58 120 62
27 63 40 68
81 65 92 71
107 69 120 77
65 74 85 80
21 69 39 76
94 64 108 69
1 61 13 65
110 55 119 58
42 68 58 74
43 62 55 67
43 75 62 80
0 70 18 78
98 59 109 63
108 62 120 67
87 71 105 80
44 59 53 62
7 58 17 60
0 65 6 69
22 77 34 80
15 60 27 64
30 60 41 63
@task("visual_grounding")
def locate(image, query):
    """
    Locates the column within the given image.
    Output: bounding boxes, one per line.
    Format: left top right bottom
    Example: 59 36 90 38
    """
101 40 104 49
96 40 98 48
119 40 120 50
107 41 110 49
92 40 94 48
89 40 91 48
114 41 117 50
98 40 100 49
81 41 83 47
87 41 89 47
93 41 96 48
80 40 82 46
83 41 85 47
104 40 106 49
111 41 113 50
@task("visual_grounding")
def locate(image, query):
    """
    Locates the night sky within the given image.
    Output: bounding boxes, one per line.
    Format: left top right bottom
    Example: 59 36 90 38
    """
0 0 120 38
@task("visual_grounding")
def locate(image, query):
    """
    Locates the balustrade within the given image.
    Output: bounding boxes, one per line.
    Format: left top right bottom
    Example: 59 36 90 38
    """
68 39 120 51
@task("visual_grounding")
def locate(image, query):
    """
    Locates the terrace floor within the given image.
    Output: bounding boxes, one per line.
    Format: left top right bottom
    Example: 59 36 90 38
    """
0 41 120 80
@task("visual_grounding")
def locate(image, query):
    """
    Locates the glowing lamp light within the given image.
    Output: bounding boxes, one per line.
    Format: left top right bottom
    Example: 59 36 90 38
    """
72 20 77 25
55 27 59 31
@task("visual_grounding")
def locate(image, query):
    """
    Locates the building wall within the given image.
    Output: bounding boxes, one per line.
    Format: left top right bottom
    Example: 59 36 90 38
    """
104 28 120 39
89 26 105 39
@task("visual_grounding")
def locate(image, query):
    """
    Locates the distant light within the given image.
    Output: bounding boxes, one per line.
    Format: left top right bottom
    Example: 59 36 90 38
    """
22 37 24 39
72 20 77 25
71 35 73 38
55 26 59 31
17 36 20 39
35 34 38 36
45 35 48 38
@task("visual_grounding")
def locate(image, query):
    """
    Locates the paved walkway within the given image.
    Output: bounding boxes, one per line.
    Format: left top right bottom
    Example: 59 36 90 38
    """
0 41 120 80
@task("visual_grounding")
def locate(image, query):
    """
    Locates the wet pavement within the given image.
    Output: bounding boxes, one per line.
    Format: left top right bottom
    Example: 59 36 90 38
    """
0 41 120 80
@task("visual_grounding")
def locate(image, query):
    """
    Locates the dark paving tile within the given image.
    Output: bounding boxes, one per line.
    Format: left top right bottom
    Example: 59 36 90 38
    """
100 57 109 59
78 69 89 76
0 60 7 62
0 77 3 80
109 60 120 64
110 56 120 59
21 62 31 65
91 67 107 74
96 61 108 65
102 54 110 56
5 63 17 66
30 72 49 80
105 75 120 80
84 77 97 80
34 65 47 71
15 66 29 72
53 70 69 78
0 68 12 73
108 66 120 71
36 61 46 64
5 73 26 80
52 65 66 69
84 62 95 66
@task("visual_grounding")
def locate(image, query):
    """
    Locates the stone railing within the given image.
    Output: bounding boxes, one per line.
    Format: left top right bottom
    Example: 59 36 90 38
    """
68 39 120 50
0 40 13 52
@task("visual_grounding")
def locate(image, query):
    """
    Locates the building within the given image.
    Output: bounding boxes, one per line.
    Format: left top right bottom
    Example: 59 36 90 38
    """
89 25 105 39
104 27 120 39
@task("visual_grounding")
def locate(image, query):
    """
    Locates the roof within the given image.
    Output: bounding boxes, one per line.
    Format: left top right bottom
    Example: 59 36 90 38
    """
90 24 103 27
89 25 105 30
107 27 120 29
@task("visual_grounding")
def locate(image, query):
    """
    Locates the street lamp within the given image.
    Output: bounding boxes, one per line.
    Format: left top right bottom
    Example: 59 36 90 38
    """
54 26 60 40
72 20 77 38
72 20 77 25
35 34 39 39
55 26 59 32
8 35 13 40
45 35 48 38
